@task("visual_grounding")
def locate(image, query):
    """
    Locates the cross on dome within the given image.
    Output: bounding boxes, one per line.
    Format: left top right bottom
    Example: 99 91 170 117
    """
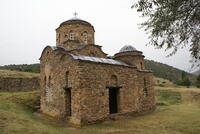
73 12 78 18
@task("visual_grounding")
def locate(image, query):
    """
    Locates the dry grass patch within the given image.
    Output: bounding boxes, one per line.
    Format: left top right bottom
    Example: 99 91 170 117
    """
154 77 174 87
0 69 39 78
0 87 200 134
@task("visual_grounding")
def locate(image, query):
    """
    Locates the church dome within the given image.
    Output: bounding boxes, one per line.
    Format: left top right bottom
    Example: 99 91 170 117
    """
59 17 93 27
119 45 137 53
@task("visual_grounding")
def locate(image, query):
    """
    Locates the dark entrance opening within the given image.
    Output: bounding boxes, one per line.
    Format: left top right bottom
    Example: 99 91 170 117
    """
64 87 71 116
108 87 119 114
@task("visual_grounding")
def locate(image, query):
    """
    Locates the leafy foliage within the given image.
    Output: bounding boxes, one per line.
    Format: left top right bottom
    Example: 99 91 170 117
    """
133 0 200 62
196 74 200 88
176 71 191 87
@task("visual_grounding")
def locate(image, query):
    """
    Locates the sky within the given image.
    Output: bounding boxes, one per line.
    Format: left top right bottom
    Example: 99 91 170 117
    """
0 0 193 72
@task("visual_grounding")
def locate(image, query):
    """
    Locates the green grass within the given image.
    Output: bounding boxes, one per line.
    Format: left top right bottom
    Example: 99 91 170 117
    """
0 87 200 134
0 69 39 78
154 77 174 87
156 89 181 105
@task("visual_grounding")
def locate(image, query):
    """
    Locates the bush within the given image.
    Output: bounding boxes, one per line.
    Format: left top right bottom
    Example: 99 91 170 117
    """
196 75 200 88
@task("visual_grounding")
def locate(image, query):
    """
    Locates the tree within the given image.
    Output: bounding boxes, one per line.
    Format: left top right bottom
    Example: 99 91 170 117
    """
183 77 191 88
181 71 186 80
132 0 200 64
176 71 191 87
196 74 200 88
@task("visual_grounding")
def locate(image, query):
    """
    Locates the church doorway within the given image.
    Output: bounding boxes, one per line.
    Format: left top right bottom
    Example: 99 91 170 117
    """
64 88 71 116
108 87 119 114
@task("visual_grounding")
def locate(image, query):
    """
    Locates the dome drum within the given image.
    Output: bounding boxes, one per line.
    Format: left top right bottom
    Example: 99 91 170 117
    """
56 18 95 46
113 45 145 70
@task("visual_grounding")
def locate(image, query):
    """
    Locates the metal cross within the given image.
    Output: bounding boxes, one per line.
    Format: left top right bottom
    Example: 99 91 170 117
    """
74 12 78 18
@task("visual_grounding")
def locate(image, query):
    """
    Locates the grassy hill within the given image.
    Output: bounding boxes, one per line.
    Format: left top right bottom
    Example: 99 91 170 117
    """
0 64 40 73
0 86 200 134
145 59 196 83
0 69 39 78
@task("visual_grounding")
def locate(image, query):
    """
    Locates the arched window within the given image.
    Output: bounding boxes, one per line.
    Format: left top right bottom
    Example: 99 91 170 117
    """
45 75 53 102
90 52 95 57
69 31 75 40
44 76 47 87
110 75 118 86
82 31 88 44
48 76 51 88
143 78 148 97
66 72 69 88
140 62 143 70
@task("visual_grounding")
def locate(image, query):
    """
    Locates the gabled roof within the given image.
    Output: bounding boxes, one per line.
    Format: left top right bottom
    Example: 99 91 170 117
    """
40 46 131 67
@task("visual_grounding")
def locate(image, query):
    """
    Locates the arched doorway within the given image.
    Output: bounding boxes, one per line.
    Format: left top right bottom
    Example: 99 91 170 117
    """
107 75 121 114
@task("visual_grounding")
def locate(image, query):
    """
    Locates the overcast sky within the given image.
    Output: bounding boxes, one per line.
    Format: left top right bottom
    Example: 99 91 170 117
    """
0 0 193 72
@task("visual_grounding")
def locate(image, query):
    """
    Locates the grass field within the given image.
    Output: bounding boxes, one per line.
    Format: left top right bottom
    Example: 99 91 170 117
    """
0 86 200 134
0 69 39 78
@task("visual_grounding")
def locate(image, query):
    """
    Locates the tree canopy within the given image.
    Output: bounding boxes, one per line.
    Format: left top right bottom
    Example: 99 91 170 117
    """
132 0 200 64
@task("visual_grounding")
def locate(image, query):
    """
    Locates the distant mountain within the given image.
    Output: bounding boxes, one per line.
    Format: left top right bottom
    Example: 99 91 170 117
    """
192 70 200 76
144 59 196 83
0 60 196 83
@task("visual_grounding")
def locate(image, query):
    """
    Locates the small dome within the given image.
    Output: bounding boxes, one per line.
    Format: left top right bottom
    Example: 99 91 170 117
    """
59 17 93 27
119 45 137 53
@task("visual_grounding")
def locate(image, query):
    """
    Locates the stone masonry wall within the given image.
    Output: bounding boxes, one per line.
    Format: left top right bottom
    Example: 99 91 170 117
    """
71 45 107 58
114 55 145 70
56 24 94 46
40 48 83 124
0 77 40 92
40 47 155 125
76 61 155 123
137 71 155 111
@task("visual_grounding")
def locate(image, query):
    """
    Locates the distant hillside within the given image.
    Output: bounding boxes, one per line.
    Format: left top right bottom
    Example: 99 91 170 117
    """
145 59 195 83
192 70 200 76
0 69 39 78
0 64 40 73
0 60 196 83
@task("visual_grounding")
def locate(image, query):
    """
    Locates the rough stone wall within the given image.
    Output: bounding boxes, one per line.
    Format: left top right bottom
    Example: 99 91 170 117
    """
137 71 155 111
114 55 145 70
61 40 81 50
40 17 156 125
56 24 94 46
76 61 154 123
0 77 39 92
40 48 83 124
71 45 107 58
40 47 155 125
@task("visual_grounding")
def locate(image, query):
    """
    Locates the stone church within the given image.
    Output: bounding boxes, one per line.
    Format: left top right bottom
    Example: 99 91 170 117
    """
39 16 155 125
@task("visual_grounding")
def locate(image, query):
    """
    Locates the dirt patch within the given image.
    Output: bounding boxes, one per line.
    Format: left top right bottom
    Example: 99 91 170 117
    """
105 130 136 134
